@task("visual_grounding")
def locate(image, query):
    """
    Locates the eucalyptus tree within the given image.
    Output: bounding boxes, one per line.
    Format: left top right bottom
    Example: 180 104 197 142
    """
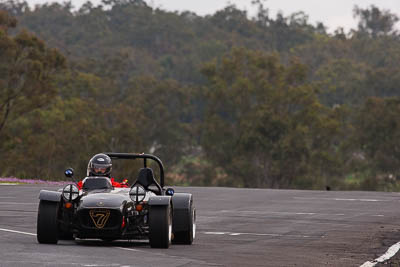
0 10 65 135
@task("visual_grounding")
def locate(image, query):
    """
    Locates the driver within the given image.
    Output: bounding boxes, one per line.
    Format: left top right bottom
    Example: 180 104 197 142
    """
77 153 129 189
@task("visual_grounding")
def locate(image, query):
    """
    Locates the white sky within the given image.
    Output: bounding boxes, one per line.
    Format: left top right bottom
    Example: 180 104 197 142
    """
24 0 400 32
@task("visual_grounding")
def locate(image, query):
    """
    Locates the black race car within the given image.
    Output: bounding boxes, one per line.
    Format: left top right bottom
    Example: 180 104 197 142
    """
36 153 195 248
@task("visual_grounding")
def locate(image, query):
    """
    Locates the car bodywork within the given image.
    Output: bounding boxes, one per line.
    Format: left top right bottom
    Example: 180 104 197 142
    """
36 153 195 248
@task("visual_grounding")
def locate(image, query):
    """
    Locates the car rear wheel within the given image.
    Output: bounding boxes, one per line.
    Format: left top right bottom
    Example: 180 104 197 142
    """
173 199 195 244
149 204 172 248
37 200 59 244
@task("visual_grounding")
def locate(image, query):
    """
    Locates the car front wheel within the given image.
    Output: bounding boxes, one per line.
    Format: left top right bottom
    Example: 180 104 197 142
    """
37 200 59 244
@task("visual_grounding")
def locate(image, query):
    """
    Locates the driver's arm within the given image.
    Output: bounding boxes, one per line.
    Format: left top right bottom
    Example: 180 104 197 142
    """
110 178 129 188
77 180 83 190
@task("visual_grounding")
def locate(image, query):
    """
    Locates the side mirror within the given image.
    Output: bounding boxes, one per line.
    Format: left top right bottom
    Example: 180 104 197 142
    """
165 188 174 196
64 168 74 178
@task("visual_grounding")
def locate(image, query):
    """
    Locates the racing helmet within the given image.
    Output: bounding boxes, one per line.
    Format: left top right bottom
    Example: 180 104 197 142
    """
87 153 112 177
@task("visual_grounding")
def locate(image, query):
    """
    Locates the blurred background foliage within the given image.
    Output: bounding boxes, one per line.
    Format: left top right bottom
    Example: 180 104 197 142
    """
1 0 400 190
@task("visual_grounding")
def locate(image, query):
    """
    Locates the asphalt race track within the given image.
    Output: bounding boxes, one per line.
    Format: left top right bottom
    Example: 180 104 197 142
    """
1 185 400 267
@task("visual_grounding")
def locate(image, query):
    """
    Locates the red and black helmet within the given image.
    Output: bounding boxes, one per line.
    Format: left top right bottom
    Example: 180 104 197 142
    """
87 153 112 177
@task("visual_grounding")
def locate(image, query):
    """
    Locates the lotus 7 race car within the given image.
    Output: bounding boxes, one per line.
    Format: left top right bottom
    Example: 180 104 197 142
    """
36 153 195 248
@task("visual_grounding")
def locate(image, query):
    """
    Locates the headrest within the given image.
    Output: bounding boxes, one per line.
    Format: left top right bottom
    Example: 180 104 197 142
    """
137 168 155 188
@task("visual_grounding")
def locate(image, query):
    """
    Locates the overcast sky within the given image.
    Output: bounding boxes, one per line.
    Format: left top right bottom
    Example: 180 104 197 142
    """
24 0 400 32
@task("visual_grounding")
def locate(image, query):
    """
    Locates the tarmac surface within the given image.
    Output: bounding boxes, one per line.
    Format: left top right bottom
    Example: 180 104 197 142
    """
1 184 400 266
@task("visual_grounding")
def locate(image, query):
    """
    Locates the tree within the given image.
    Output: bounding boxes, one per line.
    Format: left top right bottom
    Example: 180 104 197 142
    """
314 59 369 106
353 97 400 177
201 48 341 188
124 76 194 167
0 9 17 30
353 5 399 38
0 0 30 16
0 11 65 135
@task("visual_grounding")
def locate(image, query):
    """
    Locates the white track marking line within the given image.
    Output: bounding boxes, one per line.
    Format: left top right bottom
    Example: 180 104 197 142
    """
117 247 176 259
360 241 400 267
204 232 226 235
0 202 38 205
222 210 316 215
0 227 36 236
117 247 142 252
294 197 387 202
0 214 35 217
0 197 16 199
3 261 82 266
202 231 320 238
335 198 381 202
216 210 387 219
220 210 346 216
83 264 122 267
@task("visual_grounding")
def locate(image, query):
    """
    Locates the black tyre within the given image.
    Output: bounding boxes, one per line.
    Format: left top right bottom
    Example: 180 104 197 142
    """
149 204 172 248
173 199 195 245
37 200 59 244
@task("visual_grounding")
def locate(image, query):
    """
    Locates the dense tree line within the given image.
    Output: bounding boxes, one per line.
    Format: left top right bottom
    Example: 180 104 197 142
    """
1 0 400 190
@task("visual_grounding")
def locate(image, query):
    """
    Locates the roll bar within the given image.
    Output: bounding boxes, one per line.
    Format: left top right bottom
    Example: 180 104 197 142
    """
104 153 165 188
